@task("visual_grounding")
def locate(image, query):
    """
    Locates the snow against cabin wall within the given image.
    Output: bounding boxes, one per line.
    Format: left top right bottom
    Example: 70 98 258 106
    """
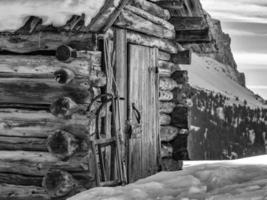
0 0 106 32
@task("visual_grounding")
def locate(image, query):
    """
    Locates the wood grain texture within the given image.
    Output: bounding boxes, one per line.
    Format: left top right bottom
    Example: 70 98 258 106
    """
128 45 159 182
115 10 175 39
169 16 208 31
0 32 94 53
125 5 174 30
0 151 91 176
171 50 192 65
131 0 170 20
126 30 178 53
0 108 88 139
0 77 92 105
0 184 49 200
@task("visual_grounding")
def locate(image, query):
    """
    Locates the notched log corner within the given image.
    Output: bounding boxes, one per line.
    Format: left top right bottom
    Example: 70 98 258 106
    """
47 130 79 160
50 97 81 119
43 170 77 198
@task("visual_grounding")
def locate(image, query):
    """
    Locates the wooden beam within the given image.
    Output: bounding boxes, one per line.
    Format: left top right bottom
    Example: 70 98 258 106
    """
125 5 174 30
115 10 175 39
0 151 91 176
159 102 176 114
171 50 192 65
171 106 189 129
0 77 92 105
131 0 170 20
0 184 49 200
155 0 183 17
0 136 47 151
159 51 171 61
160 126 179 142
160 113 171 125
0 32 94 53
159 77 178 91
169 16 208 31
176 29 211 43
88 0 126 32
171 70 188 84
126 30 178 53
159 90 173 101
0 108 88 138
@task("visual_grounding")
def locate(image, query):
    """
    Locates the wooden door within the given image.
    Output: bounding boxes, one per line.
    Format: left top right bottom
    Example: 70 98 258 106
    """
128 44 160 182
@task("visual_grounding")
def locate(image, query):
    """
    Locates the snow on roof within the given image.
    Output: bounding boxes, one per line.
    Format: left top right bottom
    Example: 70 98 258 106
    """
0 0 106 32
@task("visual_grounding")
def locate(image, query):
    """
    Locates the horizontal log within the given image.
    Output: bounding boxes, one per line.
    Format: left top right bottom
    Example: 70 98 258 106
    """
47 130 79 160
161 144 173 158
43 170 77 198
0 172 94 188
159 77 179 91
0 151 91 176
125 5 174 30
0 108 88 139
0 136 47 151
0 55 101 76
0 184 49 200
88 0 124 32
169 16 208 31
159 90 173 101
171 50 192 65
159 102 176 113
132 0 170 20
172 88 188 104
160 126 179 142
115 10 175 39
155 0 183 10
171 70 188 84
176 29 211 43
0 32 95 53
158 60 180 72
0 77 92 105
0 55 106 87
160 113 171 125
159 67 172 77
171 106 189 129
0 173 42 186
159 51 171 61
126 30 178 53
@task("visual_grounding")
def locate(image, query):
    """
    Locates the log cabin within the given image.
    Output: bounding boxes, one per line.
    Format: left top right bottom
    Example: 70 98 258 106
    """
0 0 208 199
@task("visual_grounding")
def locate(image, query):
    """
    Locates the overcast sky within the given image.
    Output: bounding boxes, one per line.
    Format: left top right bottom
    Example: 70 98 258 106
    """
201 0 267 99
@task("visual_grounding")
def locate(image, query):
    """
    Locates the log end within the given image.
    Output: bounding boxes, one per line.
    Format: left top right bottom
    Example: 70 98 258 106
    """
54 68 75 84
43 170 76 198
56 45 77 62
47 130 79 160
50 97 79 119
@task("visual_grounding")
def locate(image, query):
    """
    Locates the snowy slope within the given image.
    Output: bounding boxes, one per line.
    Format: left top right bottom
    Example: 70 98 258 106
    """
68 156 267 200
180 54 265 108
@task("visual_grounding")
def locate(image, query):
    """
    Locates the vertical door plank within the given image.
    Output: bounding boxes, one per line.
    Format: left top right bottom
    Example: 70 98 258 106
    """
128 45 160 182
114 28 128 182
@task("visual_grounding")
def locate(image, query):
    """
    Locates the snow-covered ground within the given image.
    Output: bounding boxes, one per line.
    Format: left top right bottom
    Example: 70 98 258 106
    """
181 54 265 108
68 155 267 200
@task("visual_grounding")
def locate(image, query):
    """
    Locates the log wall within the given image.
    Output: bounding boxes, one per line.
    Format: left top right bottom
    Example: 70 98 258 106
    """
0 24 103 198
0 0 195 198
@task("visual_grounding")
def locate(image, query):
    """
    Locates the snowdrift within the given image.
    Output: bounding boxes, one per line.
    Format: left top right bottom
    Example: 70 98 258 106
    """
68 155 267 200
